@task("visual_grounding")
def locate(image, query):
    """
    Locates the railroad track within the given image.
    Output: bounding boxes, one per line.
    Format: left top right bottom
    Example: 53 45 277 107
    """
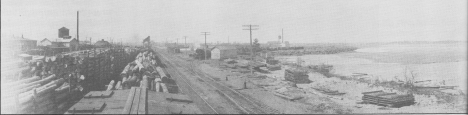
159 51 280 114
154 52 219 114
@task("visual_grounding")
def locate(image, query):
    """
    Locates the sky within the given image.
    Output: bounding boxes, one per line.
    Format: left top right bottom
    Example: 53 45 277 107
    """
1 0 467 44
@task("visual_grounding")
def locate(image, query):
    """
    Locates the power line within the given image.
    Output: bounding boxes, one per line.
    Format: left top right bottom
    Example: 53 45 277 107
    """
242 24 259 76
201 32 210 60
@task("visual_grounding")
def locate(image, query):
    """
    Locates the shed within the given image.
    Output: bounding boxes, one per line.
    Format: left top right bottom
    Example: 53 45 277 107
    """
210 45 237 60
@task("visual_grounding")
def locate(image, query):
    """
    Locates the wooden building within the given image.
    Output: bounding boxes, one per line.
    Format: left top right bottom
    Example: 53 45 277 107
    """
39 38 53 46
210 45 237 60
17 36 37 51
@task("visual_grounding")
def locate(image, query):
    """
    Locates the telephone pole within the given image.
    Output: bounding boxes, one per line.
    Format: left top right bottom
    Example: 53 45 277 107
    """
184 36 187 46
201 32 210 60
242 25 259 75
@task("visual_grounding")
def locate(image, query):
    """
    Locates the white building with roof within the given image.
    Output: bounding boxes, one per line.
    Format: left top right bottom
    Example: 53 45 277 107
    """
211 45 238 60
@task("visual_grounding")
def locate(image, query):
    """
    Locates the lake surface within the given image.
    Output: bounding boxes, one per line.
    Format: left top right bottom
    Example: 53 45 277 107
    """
278 43 467 92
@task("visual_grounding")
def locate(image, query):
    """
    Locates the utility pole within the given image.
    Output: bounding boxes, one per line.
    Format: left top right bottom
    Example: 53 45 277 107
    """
184 36 187 46
184 36 187 54
201 32 210 60
242 25 259 75
176 38 179 45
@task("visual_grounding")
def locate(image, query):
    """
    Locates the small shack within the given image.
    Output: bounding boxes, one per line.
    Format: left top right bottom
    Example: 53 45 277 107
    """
210 45 237 60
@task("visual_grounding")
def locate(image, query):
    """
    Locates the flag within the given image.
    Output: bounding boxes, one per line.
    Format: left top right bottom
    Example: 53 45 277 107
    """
143 36 150 43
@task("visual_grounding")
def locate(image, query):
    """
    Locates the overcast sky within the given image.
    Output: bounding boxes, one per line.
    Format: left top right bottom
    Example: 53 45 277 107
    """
1 0 466 44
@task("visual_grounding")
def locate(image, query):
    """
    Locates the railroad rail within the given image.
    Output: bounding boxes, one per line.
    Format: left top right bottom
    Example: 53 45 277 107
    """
156 48 280 114
155 51 219 114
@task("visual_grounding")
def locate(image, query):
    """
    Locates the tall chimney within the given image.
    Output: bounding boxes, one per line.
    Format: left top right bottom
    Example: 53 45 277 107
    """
77 11 79 44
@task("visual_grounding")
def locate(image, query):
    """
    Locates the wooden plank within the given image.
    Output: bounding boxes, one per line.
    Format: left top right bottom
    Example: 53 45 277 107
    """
84 91 114 98
122 87 137 114
67 102 105 113
131 88 142 114
362 90 383 94
138 88 147 114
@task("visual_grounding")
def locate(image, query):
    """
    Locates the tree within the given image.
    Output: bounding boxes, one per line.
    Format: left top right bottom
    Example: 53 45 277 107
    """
253 38 261 52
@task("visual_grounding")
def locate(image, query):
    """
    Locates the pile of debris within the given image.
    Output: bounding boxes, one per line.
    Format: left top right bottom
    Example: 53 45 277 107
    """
362 90 415 107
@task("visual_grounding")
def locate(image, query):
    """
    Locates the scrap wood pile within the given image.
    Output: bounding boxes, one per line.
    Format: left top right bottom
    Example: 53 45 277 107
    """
362 90 415 107
0 47 139 114
119 50 172 93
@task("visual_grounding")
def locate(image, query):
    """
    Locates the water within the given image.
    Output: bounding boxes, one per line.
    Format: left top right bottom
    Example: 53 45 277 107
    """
278 43 467 92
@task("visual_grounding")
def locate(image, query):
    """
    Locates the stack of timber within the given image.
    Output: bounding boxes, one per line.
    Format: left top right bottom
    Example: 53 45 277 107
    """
362 90 415 107
122 87 148 114
284 68 311 84
66 90 115 114
65 87 201 114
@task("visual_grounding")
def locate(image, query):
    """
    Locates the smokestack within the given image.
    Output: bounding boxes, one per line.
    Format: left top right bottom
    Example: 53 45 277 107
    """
77 11 79 44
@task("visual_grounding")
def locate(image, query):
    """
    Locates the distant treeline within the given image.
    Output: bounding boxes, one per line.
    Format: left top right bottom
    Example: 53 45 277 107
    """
268 45 358 56
303 45 358 54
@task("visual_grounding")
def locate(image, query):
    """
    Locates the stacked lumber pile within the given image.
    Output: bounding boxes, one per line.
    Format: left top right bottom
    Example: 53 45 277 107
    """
284 68 311 84
362 90 415 107
122 87 148 114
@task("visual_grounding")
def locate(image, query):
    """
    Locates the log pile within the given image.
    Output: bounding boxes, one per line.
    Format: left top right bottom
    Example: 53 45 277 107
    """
362 90 415 107
1 47 140 114
118 50 173 93
1 75 80 114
